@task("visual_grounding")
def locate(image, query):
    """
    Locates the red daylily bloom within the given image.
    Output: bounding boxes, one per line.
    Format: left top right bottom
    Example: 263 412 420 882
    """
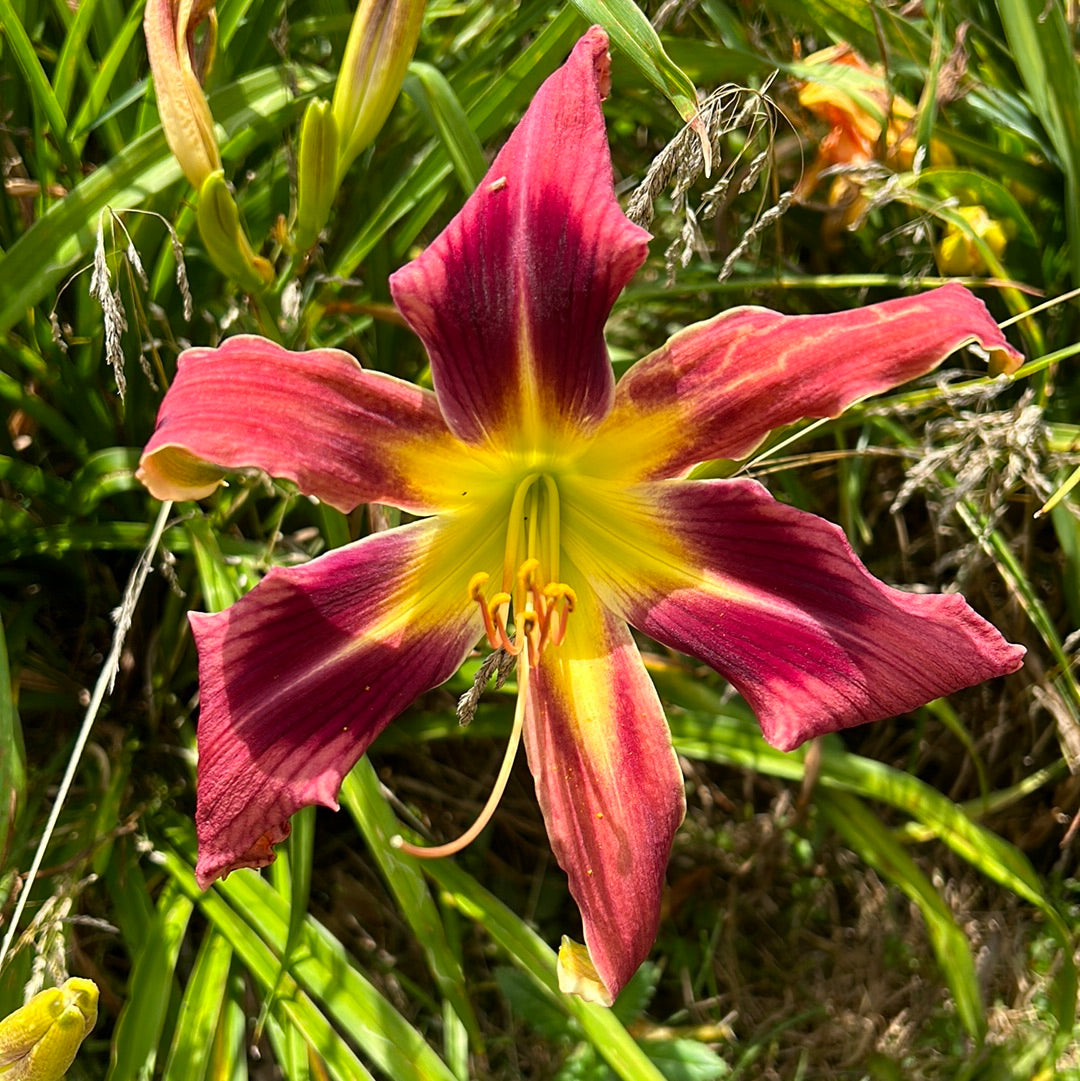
139 28 1025 1005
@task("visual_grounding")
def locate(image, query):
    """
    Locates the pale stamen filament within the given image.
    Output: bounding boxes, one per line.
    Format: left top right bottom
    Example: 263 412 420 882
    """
542 474 561 584
502 473 539 594
390 657 531 860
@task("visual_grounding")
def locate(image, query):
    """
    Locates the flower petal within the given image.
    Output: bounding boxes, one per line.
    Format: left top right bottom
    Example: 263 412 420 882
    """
583 284 1023 482
389 27 650 448
138 335 468 513
567 478 1025 752
524 577 685 1004
192 514 498 887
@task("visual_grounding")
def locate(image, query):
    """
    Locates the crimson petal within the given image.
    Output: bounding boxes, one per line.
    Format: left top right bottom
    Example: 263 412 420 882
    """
524 579 685 1004
192 517 489 887
390 27 650 446
596 479 1025 751
585 284 1023 482
139 335 463 513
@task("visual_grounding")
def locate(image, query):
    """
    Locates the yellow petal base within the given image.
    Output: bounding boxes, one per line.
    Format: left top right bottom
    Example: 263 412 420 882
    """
557 937 612 1006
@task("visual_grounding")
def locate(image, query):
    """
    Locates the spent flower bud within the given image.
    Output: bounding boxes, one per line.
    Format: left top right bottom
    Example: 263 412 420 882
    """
144 0 222 188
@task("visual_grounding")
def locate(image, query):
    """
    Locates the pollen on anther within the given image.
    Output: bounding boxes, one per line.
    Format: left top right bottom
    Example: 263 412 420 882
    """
468 571 490 600
487 176 507 192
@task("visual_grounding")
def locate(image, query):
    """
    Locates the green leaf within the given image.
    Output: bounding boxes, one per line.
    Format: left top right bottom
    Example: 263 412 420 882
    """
567 0 698 123
405 62 488 193
494 967 573 1041
643 1039 730 1081
160 929 234 1081
105 881 194 1081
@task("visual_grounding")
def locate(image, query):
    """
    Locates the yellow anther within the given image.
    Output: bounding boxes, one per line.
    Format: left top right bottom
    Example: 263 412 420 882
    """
468 571 490 600
517 558 541 590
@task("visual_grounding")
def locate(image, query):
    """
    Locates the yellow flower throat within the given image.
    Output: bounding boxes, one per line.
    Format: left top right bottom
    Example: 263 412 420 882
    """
469 471 576 667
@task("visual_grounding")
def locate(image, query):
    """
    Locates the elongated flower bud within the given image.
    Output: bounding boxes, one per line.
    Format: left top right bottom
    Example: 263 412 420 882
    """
294 98 341 252
331 0 425 180
144 0 222 188
0 979 98 1081
197 171 274 293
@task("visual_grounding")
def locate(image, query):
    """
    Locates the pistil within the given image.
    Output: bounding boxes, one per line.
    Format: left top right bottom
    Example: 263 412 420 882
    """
390 658 531 860
391 474 576 861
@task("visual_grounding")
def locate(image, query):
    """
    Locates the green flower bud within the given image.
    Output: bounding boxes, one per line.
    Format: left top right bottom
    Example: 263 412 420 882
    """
331 0 425 181
294 98 341 253
196 171 274 293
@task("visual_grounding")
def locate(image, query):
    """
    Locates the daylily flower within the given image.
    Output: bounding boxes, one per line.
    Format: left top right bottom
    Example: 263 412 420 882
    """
144 0 222 189
138 28 1025 1005
794 44 953 239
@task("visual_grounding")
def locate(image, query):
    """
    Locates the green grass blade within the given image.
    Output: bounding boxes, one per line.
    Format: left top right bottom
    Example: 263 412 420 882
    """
568 0 698 122
105 880 194 1081
255 805 316 1045
996 0 1080 284
0 0 79 177
0 615 26 902
405 62 487 194
161 928 234 1081
52 0 103 115
340 757 483 1048
158 846 381 1081
68 1 145 148
817 790 985 1041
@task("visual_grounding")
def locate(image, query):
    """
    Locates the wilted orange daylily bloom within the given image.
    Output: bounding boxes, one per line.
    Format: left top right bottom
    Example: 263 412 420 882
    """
144 0 222 188
794 44 952 237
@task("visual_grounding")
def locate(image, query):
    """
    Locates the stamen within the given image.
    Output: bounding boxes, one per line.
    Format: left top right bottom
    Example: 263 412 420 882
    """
543 583 577 648
542 474 561 583
487 591 520 654
469 572 500 650
391 658 530 859
502 473 539 592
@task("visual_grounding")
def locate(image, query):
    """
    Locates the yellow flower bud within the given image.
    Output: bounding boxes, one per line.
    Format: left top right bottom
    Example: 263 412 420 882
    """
144 0 223 188
0 978 98 1081
935 205 1009 277
331 0 425 181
